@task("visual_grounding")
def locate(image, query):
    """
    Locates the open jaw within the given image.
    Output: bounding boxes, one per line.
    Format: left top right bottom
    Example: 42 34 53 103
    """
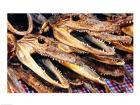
16 45 70 88
86 32 133 53
53 27 126 65
93 61 125 84
86 31 132 44
50 14 133 54
15 35 110 92
53 27 115 56
16 37 70 89
35 14 133 52
82 57 125 84
38 13 133 55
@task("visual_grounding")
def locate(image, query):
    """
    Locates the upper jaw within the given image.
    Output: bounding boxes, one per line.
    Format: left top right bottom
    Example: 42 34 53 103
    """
64 20 120 33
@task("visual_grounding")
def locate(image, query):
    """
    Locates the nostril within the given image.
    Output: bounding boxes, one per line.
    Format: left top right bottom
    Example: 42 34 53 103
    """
72 15 80 21
38 37 45 44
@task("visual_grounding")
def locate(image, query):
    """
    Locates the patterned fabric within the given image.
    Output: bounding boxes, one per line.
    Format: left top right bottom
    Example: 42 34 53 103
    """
105 64 133 93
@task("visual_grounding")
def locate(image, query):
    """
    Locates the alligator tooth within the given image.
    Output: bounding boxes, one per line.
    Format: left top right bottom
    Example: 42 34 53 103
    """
86 43 88 46
112 46 114 49
111 32 114 34
129 20 132 23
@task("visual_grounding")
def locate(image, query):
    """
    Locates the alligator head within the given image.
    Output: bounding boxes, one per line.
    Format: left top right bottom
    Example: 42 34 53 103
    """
16 34 110 92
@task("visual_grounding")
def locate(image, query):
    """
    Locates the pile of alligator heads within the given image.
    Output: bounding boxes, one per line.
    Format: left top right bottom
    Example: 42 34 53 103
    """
7 13 133 93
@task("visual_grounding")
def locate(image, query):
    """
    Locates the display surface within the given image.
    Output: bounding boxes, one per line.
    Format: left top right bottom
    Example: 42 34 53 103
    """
7 13 133 93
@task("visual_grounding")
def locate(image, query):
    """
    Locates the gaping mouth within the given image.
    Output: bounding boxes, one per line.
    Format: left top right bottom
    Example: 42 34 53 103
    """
7 13 133 93
54 27 115 56
81 55 125 84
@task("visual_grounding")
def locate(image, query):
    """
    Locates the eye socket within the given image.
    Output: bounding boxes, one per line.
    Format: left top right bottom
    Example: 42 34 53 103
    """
38 37 45 44
72 15 80 21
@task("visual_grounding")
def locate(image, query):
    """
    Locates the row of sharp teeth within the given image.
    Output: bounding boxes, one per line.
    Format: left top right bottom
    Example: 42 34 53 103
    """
41 59 68 84
80 41 92 48
75 30 116 45
69 26 125 45
76 29 89 33
119 40 131 44
94 36 106 43
51 27 117 54
80 36 116 53
118 20 132 25
46 53 97 73
98 71 123 77
41 53 65 63
78 51 88 54
88 36 116 52
52 65 68 83
42 69 64 84
95 32 132 44
76 27 119 35
101 37 131 45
